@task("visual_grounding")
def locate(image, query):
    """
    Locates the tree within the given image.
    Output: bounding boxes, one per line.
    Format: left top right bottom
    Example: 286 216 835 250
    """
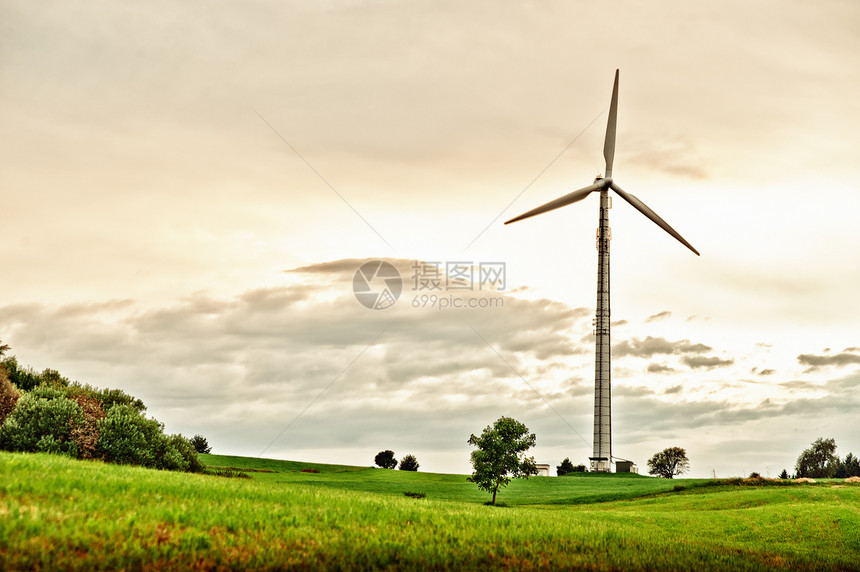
778 469 790 479
795 438 839 478
190 434 212 454
398 454 419 471
647 447 690 479
374 450 397 469
557 457 575 476
467 416 536 505
834 452 860 478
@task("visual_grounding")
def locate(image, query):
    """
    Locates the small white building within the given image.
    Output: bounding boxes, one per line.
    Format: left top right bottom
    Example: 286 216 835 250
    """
534 463 550 476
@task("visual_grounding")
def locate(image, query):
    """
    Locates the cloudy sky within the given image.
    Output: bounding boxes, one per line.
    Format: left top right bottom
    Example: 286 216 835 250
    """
2 0 859 477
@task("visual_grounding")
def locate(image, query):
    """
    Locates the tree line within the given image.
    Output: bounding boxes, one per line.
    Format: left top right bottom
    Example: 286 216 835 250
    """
0 339 209 472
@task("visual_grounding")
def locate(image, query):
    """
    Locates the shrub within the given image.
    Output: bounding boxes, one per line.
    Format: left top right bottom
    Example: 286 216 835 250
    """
161 434 203 473
68 393 106 459
1 358 41 392
99 388 146 413
96 404 164 467
96 405 202 472
399 454 419 471
0 387 83 456
0 369 22 425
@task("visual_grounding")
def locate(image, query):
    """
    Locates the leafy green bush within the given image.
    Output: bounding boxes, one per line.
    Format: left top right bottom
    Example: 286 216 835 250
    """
0 386 83 456
98 387 146 413
97 404 164 467
96 405 203 472
161 434 204 473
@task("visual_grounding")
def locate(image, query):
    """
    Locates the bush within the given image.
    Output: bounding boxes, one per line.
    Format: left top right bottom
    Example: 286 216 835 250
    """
399 454 419 471
1 358 41 392
98 387 146 413
161 434 204 473
69 393 106 459
0 387 83 456
0 369 22 425
96 404 164 467
96 405 202 472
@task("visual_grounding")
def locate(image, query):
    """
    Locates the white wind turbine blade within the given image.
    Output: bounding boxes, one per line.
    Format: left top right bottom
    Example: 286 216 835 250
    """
609 182 700 256
603 69 619 179
504 180 607 225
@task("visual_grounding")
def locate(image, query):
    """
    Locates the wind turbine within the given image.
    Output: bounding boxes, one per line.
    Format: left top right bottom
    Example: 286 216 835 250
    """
505 69 699 472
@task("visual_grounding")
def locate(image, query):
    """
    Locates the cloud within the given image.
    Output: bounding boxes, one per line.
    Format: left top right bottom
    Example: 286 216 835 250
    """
647 363 675 374
797 351 860 372
680 356 734 370
645 311 672 323
0 257 594 460
613 336 712 358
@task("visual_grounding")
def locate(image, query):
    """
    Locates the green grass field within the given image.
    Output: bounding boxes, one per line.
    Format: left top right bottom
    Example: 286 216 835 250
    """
2 452 859 570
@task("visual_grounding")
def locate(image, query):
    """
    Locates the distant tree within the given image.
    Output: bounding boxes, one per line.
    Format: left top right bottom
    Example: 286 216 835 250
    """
748 472 761 479
834 452 860 478
795 438 839 478
0 338 9 358
374 450 397 469
398 454 419 471
557 457 575 476
190 434 212 454
571 464 587 473
647 447 690 479
778 469 790 479
467 416 536 505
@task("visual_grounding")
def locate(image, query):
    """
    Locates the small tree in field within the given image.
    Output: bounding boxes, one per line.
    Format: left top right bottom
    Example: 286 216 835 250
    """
467 416 536 505
556 457 575 476
374 450 397 469
398 454 419 471
190 434 212 454
779 469 790 479
647 447 690 479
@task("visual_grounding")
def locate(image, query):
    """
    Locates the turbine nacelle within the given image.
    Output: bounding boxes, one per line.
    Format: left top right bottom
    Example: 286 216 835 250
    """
504 69 698 257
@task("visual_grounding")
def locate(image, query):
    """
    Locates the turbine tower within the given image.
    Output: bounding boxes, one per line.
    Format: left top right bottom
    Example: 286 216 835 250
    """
505 70 699 472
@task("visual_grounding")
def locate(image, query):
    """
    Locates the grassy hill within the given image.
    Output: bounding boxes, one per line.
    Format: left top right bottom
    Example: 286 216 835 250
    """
2 451 859 570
